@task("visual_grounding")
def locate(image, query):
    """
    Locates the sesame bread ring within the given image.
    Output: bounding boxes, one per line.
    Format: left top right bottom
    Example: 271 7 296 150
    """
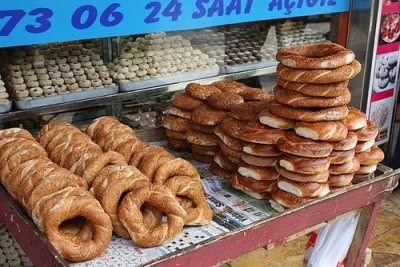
76 75 87 82
10 70 22 77
276 164 330 183
214 125 246 151
243 143 281 157
91 79 103 87
239 121 285 145
29 87 43 97
165 129 186 140
191 144 219 156
277 176 330 199
241 153 278 167
221 117 247 139
185 83 221 100
354 121 379 141
329 149 356 164
231 172 277 193
162 115 191 132
276 43 355 69
0 92 9 99
277 60 361 84
268 100 349 122
274 86 351 108
212 80 247 94
37 73 50 80
214 151 237 172
210 161 232 179
329 158 360 175
277 77 349 97
39 79 52 87
219 139 242 158
328 173 354 187
239 87 270 101
295 121 348 141
187 129 219 146
329 132 358 151
353 173 374 184
224 152 242 164
173 93 204 111
341 107 367 130
278 154 330 174
230 101 270 121
355 146 384 165
277 132 333 158
356 164 377 175
192 104 228 126
271 188 313 208
64 77 77 85
355 139 375 153
207 92 244 111
193 152 214 163
191 122 215 134
153 158 200 184
238 161 279 181
166 105 192 119
79 80 91 88
52 78 64 86
168 138 191 151
24 75 38 82
259 109 295 129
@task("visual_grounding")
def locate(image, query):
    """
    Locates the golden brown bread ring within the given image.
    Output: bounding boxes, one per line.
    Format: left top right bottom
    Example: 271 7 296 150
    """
231 172 276 193
38 120 76 141
91 119 122 145
355 139 375 153
172 93 204 111
274 86 351 108
239 121 285 145
356 164 377 175
224 152 242 164
241 153 278 167
277 60 361 84
238 87 270 101
214 125 246 151
165 129 186 140
258 110 295 130
329 149 356 164
328 173 354 187
271 188 313 208
329 132 358 151
130 146 167 167
238 161 279 181
277 177 330 198
276 164 329 183
230 101 270 121
354 121 379 141
341 107 367 131
276 43 355 69
268 100 349 122
277 132 333 158
221 117 247 139
115 139 150 162
276 77 349 97
214 151 237 172
192 152 214 163
244 191 271 200
186 129 219 146
329 158 360 175
278 154 330 174
207 92 244 111
191 144 219 156
210 161 232 179
192 104 229 126
166 105 192 119
165 176 213 225
353 172 374 184
219 139 242 159
162 114 191 132
243 143 281 157
153 158 200 184
90 165 150 238
191 122 215 134
295 121 348 141
185 83 221 100
212 80 247 94
33 187 112 262
168 138 191 151
355 146 384 165
118 184 186 247
139 150 175 181
0 128 34 140
86 116 122 139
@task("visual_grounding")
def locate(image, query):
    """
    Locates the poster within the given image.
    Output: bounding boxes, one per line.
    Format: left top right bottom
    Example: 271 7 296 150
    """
366 0 400 145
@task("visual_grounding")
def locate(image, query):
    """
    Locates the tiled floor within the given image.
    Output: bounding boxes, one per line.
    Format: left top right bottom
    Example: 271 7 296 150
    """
221 188 400 267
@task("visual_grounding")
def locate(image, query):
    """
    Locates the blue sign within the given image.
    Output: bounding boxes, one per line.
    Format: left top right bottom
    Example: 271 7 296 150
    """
0 0 350 48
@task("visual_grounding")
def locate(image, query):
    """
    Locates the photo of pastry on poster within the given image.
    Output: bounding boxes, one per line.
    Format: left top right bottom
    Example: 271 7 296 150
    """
366 0 400 145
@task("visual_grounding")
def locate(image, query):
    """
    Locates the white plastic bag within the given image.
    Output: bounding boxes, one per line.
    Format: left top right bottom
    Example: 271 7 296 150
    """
303 211 360 267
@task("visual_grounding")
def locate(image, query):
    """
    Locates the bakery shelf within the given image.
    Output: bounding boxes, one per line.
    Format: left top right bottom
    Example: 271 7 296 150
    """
1 163 398 267
0 66 277 124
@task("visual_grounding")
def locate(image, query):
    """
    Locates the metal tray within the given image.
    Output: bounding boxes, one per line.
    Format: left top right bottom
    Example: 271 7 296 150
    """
0 101 12 114
13 86 119 110
119 67 220 92
222 60 278 74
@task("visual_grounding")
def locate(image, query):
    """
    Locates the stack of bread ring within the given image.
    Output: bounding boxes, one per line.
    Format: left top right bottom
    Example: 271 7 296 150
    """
263 43 385 209
37 118 212 249
0 128 113 262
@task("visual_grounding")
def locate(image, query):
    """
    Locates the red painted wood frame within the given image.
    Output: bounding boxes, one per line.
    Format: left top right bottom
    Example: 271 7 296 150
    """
0 166 398 267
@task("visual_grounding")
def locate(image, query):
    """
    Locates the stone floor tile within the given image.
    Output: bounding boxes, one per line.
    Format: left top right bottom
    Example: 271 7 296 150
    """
368 226 400 255
381 189 400 217
371 252 400 266
371 208 400 239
